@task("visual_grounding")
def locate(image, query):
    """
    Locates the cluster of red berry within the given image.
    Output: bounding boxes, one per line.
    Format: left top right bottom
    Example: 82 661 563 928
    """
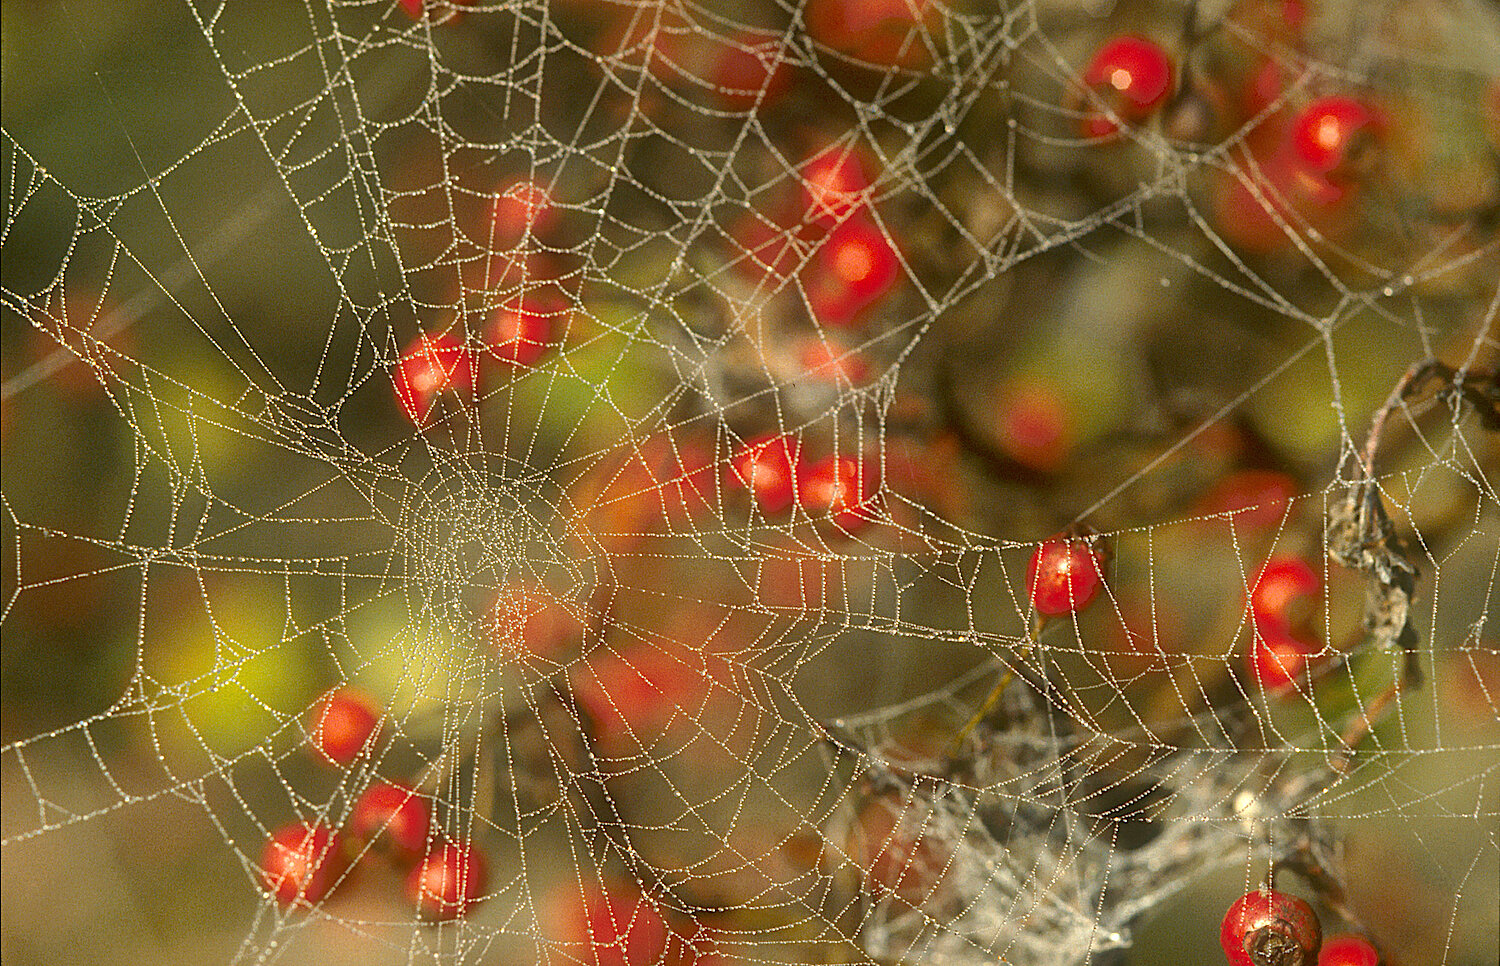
1222 886 1381 966
729 140 903 326
726 432 878 534
1072 20 1386 254
392 175 570 427
550 879 720 966
258 688 488 920
1246 555 1325 693
1025 529 1336 700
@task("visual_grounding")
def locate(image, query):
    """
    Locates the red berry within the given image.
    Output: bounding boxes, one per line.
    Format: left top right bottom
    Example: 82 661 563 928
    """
1248 628 1318 693
582 436 715 552
655 440 715 526
595 5 691 85
1079 35 1175 137
1243 57 1296 121
730 212 805 285
1318 934 1380 966
1228 0 1311 49
1026 537 1105 617
1289 96 1381 176
407 842 488 921
487 292 565 368
803 214 901 327
1221 887 1322 966
624 437 714 528
799 454 877 533
727 433 800 515
308 688 380 766
800 144 873 224
350 782 431 861
1442 645 1500 727
1249 556 1320 637
803 0 938 71
260 822 344 908
399 0 474 19
393 332 475 426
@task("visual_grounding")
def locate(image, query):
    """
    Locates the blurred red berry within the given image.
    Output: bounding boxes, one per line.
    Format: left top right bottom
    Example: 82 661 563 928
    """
308 688 380 766
730 212 803 284
1289 96 1382 176
1442 645 1500 727
804 214 901 327
393 332 475 426
1249 628 1319 693
1198 469 1299 530
993 377 1073 473
1249 556 1320 637
1318 934 1380 966
596 5 692 85
489 178 555 248
487 292 565 368
626 437 715 527
582 436 715 552
800 144 873 224
399 0 476 19
407 842 488 921
1104 598 1186 677
799 338 871 385
1221 887 1322 966
657 441 716 526
1243 57 1297 122
804 0 938 71
1026 538 1105 617
799 454 877 533
569 644 712 751
1228 0 1311 49
849 793 954 906
599 10 790 116
260 822 344 908
727 433 801 515
489 583 584 660
1079 35 1175 138
1211 143 1358 254
350 782 430 861
707 31 793 111
552 884 677 966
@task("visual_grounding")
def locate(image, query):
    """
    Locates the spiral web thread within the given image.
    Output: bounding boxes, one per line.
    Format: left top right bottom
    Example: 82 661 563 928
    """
1 1 1497 964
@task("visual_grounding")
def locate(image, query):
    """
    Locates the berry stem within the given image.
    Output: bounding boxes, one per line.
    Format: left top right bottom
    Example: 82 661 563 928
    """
949 611 1043 753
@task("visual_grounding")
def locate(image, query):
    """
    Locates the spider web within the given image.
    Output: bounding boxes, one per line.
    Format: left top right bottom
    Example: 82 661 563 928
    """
2 1 1497 964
